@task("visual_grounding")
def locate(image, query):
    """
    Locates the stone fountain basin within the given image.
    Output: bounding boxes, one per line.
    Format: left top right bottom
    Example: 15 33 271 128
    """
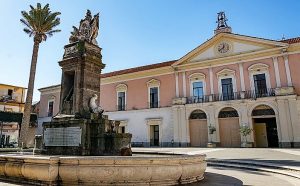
0 153 206 185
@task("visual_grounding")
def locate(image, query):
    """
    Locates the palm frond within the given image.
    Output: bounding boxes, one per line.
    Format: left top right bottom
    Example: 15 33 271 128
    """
23 28 33 35
46 29 61 37
21 3 61 41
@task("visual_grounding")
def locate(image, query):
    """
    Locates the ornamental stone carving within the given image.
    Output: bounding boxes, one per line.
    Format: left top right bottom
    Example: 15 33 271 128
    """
189 73 206 82
116 84 128 92
69 10 99 45
217 68 235 77
248 63 269 72
146 79 160 87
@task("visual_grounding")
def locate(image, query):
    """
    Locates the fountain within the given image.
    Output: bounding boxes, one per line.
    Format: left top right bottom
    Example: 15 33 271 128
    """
0 10 206 185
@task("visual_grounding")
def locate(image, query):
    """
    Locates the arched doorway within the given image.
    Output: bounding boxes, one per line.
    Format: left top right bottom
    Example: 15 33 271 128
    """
189 110 208 147
252 105 278 147
218 107 241 147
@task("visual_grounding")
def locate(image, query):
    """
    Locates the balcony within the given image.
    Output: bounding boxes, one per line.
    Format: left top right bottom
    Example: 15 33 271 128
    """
176 87 294 105
0 95 22 104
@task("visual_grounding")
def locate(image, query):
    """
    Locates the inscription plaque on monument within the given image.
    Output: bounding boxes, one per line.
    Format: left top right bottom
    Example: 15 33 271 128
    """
44 127 82 146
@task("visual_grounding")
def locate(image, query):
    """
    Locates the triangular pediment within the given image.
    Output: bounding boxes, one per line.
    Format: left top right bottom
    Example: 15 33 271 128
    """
173 33 288 66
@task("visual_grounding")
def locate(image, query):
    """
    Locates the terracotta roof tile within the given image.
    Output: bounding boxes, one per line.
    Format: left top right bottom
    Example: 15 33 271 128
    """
101 60 177 78
280 37 300 44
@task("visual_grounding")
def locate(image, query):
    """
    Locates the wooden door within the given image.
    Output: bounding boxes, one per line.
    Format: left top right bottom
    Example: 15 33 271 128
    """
254 123 268 147
219 118 241 147
189 119 208 147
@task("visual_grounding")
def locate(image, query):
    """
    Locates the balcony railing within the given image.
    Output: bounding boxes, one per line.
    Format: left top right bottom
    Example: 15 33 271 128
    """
149 101 159 109
0 95 22 104
117 104 126 111
184 88 277 105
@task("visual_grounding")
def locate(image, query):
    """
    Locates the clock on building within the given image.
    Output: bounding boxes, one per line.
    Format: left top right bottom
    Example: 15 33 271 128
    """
217 42 231 54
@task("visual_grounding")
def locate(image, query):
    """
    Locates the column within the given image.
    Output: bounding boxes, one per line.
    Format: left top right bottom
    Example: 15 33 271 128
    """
175 72 179 97
209 67 214 94
182 71 187 97
277 99 292 147
284 55 293 86
272 57 281 88
239 63 246 91
287 98 299 144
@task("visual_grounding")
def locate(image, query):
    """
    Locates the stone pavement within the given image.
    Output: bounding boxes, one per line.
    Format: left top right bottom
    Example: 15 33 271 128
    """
132 148 300 171
190 166 300 186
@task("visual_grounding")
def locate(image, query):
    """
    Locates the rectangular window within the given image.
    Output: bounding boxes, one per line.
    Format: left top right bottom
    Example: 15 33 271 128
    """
221 78 234 100
150 125 159 146
254 74 267 97
48 101 54 117
150 87 158 108
192 81 204 102
117 92 126 111
7 89 13 99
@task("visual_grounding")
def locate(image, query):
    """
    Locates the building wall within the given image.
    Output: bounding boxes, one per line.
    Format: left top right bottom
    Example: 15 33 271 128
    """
100 74 175 111
105 107 174 147
38 88 60 118
288 53 300 94
37 33 300 148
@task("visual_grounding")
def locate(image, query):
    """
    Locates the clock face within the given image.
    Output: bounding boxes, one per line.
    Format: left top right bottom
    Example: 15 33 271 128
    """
217 42 230 54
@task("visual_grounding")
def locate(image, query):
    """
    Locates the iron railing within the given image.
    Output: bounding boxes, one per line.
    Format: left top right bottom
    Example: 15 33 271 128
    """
186 88 276 105
117 104 126 111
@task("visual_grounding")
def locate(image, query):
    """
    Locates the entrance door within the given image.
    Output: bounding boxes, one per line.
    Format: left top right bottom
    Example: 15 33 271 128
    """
219 118 241 147
254 123 268 147
189 119 208 147
253 118 279 147
150 125 159 146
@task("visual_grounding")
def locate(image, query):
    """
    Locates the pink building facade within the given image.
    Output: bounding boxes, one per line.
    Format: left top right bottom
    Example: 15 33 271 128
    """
38 15 300 148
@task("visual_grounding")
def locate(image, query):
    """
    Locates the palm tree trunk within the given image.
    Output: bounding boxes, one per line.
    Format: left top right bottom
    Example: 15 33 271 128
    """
19 36 41 148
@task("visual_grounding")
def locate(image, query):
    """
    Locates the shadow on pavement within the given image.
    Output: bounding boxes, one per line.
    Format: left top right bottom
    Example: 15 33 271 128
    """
186 171 243 186
211 158 300 168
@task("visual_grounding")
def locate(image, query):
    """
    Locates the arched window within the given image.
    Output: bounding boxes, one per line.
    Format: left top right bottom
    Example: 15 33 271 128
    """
189 109 207 119
218 107 238 118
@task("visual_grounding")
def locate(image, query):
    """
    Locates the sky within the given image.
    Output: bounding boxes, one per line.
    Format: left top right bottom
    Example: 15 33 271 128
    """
0 0 300 101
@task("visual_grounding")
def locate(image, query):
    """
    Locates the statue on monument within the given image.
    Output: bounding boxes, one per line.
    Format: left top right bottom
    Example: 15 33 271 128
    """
69 9 99 45
89 94 104 114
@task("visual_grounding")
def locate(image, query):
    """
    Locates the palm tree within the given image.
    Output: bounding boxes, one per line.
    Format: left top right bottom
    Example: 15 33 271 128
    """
19 3 61 147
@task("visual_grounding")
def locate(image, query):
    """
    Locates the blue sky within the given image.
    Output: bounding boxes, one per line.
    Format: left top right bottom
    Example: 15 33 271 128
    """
0 0 300 101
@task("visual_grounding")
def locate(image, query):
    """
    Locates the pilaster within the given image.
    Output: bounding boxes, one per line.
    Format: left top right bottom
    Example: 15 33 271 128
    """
272 57 281 88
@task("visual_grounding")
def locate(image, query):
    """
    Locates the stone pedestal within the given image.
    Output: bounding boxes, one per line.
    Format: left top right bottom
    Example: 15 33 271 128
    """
59 41 105 116
42 114 132 156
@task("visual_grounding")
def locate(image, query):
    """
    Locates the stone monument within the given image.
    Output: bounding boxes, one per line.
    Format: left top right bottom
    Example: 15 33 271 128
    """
42 10 132 156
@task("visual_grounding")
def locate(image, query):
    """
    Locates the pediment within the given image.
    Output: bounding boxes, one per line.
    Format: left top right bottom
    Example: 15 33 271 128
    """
173 33 288 66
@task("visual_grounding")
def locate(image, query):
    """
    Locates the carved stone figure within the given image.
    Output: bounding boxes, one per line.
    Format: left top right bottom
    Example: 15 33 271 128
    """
89 94 104 114
69 9 99 45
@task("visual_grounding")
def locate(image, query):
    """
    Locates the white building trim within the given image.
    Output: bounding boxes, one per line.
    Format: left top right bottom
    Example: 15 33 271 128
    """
284 55 293 86
248 63 271 91
175 72 179 97
146 118 163 146
217 69 237 94
272 57 281 88
209 67 214 94
182 71 187 97
147 79 160 108
239 63 246 91
188 73 206 97
116 84 128 110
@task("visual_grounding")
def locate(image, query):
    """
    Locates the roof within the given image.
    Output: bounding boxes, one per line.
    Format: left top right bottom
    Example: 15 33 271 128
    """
281 37 300 44
0 83 27 89
101 60 177 78
38 84 61 91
